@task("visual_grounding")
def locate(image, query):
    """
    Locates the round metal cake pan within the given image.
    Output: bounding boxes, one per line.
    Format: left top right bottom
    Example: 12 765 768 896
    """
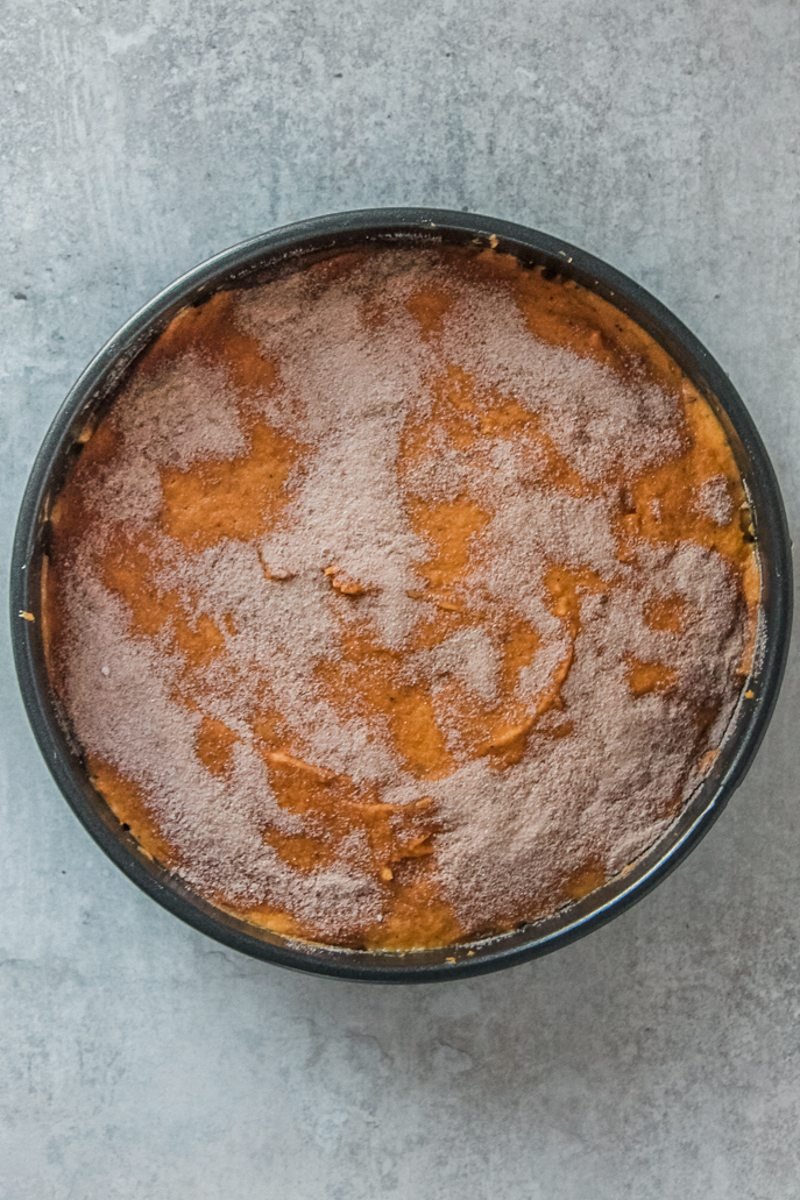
10 208 793 982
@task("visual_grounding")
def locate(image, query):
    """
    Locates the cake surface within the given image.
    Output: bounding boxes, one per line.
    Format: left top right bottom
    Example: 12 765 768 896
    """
45 243 758 950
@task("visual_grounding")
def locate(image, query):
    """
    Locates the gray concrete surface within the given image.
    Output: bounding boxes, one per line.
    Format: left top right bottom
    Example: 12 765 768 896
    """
1 1 798 1197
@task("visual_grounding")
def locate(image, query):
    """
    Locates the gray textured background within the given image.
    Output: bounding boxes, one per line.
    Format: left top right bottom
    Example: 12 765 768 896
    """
1 2 798 1197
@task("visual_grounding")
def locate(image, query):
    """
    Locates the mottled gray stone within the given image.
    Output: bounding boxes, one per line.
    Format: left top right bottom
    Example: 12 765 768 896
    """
1 1 798 1197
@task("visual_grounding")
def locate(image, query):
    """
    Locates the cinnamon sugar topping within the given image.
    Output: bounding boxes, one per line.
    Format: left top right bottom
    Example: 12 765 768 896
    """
47 245 755 949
